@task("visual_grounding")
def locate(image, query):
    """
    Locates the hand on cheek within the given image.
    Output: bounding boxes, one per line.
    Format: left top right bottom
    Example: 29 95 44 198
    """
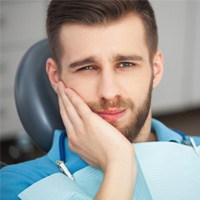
56 81 135 171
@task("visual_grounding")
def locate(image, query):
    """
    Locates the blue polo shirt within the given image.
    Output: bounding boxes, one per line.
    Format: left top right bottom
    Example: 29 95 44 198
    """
0 119 199 200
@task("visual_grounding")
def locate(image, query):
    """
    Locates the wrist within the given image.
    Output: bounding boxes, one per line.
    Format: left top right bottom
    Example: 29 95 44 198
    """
96 150 137 200
104 146 136 172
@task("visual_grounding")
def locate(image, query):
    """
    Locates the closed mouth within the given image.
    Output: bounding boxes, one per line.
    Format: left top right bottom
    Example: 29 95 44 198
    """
95 109 126 122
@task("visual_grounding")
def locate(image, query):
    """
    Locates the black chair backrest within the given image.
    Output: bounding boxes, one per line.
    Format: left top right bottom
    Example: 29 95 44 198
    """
15 39 64 152
0 161 7 169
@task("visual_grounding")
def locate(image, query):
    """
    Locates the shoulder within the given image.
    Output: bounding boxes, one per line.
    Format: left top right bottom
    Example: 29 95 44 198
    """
0 155 58 200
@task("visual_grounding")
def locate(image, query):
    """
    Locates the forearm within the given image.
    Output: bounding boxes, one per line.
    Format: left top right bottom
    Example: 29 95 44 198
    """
95 152 137 200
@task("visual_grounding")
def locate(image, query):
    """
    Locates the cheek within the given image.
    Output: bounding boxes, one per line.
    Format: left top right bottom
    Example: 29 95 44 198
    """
121 73 152 103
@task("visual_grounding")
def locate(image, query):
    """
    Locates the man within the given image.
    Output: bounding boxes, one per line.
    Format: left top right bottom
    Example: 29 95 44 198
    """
1 0 200 199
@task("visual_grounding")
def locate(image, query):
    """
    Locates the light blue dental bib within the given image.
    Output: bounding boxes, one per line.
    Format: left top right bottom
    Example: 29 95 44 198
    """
19 142 200 200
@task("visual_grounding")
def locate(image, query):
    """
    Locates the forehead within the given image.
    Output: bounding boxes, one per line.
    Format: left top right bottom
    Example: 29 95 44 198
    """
59 13 148 62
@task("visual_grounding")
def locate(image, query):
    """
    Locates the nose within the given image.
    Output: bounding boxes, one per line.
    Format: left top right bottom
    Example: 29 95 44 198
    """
97 70 121 102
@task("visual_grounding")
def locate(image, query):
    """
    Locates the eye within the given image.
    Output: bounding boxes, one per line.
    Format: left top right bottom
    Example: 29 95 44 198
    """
78 66 95 71
118 62 135 68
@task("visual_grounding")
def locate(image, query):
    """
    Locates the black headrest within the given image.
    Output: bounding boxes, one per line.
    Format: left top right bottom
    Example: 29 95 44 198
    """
15 39 64 152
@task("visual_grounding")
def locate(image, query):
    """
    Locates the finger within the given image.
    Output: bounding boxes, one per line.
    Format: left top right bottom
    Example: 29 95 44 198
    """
57 82 84 128
64 87 93 121
58 96 74 136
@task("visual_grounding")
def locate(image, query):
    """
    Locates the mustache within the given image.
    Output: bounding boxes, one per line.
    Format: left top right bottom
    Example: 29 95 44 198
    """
87 97 134 112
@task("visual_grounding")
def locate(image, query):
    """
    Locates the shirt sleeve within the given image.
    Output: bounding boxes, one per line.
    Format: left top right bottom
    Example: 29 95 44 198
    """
0 169 34 200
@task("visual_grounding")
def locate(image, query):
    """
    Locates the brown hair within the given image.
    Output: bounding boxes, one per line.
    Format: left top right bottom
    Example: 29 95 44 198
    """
46 0 158 68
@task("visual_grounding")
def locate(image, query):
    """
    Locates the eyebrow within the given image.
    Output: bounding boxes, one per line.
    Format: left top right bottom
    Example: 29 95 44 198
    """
114 54 143 62
68 57 96 69
68 54 144 69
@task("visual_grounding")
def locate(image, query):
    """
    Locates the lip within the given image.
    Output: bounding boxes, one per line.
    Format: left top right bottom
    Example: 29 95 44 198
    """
95 109 126 122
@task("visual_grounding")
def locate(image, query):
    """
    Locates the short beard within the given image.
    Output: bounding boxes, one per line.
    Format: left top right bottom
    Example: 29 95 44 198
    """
88 79 153 143
121 86 152 142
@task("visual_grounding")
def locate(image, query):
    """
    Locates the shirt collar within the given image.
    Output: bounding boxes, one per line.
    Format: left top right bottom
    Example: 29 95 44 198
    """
151 118 183 143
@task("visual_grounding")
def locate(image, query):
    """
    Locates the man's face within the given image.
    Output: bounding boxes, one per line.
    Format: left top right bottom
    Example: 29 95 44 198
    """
58 14 153 142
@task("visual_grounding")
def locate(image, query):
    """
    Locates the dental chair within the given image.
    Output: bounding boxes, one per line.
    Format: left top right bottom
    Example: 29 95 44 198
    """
15 39 64 152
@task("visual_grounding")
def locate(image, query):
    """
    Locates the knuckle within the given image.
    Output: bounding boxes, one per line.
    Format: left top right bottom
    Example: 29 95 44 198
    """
68 134 76 144
68 137 82 154
68 134 79 147
68 137 76 150
68 141 76 153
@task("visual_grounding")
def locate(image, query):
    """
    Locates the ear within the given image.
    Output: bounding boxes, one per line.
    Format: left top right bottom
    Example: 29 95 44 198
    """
152 50 164 88
46 58 60 92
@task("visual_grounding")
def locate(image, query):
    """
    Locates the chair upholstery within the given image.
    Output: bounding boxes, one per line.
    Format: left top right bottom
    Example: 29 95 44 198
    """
15 39 64 152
